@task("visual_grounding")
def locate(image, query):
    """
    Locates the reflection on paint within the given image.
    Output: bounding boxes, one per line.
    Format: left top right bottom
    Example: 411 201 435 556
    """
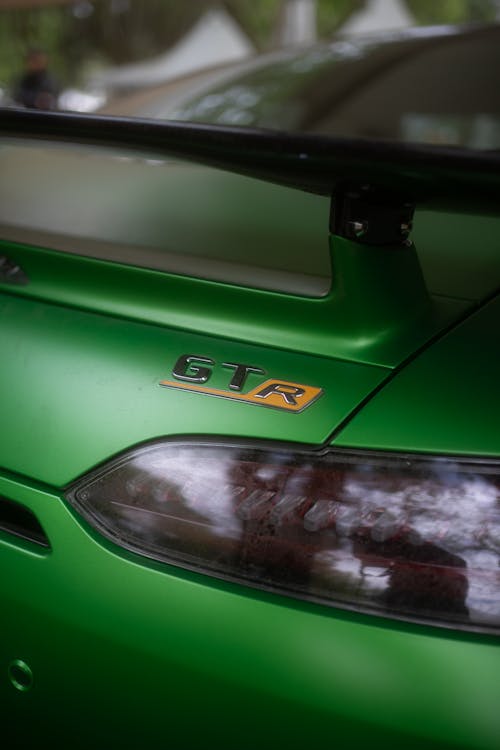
72 443 500 631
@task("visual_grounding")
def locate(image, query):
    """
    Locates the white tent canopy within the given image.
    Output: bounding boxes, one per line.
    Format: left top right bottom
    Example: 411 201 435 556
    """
95 8 254 92
341 0 415 36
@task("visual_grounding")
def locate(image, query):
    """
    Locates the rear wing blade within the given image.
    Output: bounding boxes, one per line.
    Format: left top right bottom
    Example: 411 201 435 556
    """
1 107 500 216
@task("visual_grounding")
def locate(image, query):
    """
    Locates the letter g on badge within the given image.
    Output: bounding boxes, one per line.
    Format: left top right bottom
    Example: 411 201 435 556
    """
172 355 215 384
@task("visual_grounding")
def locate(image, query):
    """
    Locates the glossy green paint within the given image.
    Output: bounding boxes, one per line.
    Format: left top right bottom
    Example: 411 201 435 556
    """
0 292 388 486
0 238 469 368
0 208 496 488
1 471 499 749
1 137 500 750
2 22 500 749
335 295 500 456
329 234 431 345
414 210 500 302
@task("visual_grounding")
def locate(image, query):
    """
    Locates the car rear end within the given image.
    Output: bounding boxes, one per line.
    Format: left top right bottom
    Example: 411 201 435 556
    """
1 21 500 749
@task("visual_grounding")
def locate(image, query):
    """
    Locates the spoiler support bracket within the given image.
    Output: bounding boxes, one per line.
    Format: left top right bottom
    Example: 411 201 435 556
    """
329 185 431 333
330 185 415 246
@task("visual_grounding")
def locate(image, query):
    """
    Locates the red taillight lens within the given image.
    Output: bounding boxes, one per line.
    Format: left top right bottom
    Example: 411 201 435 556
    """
67 441 500 633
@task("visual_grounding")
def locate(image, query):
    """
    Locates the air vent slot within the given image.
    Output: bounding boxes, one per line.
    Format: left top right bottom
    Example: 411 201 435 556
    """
0 495 50 548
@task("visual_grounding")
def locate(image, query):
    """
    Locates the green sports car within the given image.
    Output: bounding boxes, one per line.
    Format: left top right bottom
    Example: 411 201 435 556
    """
1 18 500 750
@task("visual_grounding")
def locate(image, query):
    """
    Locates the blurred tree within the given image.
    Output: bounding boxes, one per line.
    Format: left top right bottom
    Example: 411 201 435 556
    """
406 0 497 25
317 0 366 37
222 0 282 49
0 0 497 92
0 5 71 87
1 1 213 87
76 0 211 64
223 0 366 49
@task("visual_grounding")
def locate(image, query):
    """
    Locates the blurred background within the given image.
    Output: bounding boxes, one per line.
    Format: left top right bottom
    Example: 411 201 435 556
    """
1 0 498 114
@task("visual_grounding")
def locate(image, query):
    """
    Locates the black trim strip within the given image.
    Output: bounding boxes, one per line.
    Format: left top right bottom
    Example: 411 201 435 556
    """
0 494 50 548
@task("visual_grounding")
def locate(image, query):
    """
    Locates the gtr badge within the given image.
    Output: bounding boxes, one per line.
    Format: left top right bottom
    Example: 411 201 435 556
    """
160 355 323 413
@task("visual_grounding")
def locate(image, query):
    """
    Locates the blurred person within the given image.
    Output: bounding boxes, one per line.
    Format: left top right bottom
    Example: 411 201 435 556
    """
12 49 59 110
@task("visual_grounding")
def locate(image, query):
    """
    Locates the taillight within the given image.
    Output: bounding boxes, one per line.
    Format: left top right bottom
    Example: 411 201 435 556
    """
66 440 500 633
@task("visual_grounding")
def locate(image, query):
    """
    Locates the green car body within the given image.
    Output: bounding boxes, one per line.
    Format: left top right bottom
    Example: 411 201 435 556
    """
1 23 500 749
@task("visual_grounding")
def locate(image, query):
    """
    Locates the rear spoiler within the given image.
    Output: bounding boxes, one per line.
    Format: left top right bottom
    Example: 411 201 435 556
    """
1 107 500 217
0 106 496 365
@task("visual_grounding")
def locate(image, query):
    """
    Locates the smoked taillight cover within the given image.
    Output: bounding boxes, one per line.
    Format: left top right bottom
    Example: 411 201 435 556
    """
67 441 500 633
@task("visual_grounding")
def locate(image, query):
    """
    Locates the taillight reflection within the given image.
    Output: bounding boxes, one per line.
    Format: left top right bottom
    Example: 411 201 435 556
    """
67 441 500 633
